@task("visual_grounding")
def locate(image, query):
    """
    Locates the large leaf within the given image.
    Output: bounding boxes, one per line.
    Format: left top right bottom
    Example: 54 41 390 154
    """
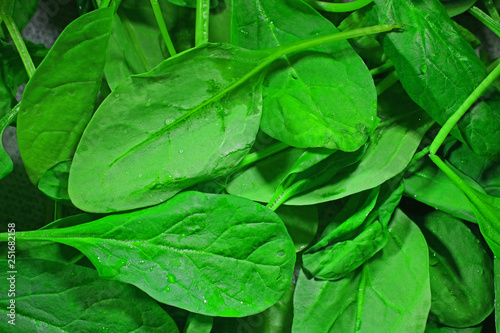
227 84 433 205
292 209 430 332
0 258 179 332
17 7 114 184
231 0 377 150
415 211 493 327
69 43 268 213
8 192 296 317
369 0 500 156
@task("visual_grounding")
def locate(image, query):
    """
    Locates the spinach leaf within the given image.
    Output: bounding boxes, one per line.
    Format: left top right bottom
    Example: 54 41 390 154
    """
416 211 493 327
0 0 38 39
369 0 500 156
232 0 377 151
105 0 185 89
444 141 500 197
69 43 266 212
275 205 318 252
302 181 404 280
4 191 296 317
0 258 179 332
183 313 213 333
16 7 114 184
227 84 433 205
292 209 430 332
38 159 72 203
425 321 482 333
404 157 483 223
267 147 366 210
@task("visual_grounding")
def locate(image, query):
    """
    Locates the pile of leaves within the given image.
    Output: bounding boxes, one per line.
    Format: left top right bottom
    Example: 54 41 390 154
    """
1 0 500 331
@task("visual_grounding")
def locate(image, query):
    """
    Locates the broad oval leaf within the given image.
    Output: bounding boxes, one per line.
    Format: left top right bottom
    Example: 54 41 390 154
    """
417 211 493 327
0 258 179 332
292 209 430 332
17 7 114 184
232 0 377 150
14 191 296 317
69 43 267 213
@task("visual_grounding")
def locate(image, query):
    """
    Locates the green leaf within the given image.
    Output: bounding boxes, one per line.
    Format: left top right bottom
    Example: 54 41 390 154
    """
211 281 295 333
267 147 366 209
444 141 500 197
8 192 296 317
166 0 217 8
275 205 318 252
495 258 500 333
232 0 377 150
183 313 213 333
38 159 72 203
416 211 493 327
0 0 38 39
369 0 500 156
105 0 184 89
404 157 483 223
69 43 268 213
227 84 433 205
440 0 478 17
0 258 179 332
292 209 430 332
303 181 404 280
0 40 48 117
16 7 114 184
425 321 482 333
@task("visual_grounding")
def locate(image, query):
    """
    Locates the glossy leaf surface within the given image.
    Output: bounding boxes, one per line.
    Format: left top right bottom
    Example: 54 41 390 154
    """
17 7 113 184
369 0 500 156
69 43 267 213
293 209 430 332
13 192 296 317
232 0 377 150
0 258 179 332
227 84 433 205
417 211 493 327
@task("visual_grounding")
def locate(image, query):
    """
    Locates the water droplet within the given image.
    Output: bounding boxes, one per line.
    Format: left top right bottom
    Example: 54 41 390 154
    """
165 285 171 292
114 93 120 98
138 173 142 178
240 29 249 35
139 260 145 265
167 274 176 283
179 149 183 154
429 252 439 266
420 64 428 73
277 250 285 257
149 266 155 272
203 300 207 304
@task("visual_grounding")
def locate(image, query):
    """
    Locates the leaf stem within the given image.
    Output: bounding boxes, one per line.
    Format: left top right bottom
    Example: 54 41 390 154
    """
429 61 500 154
484 0 500 23
0 103 20 131
308 0 374 13
150 0 176 57
234 141 290 171
369 60 394 76
2 15 35 78
375 70 398 96
195 0 210 46
469 6 500 38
